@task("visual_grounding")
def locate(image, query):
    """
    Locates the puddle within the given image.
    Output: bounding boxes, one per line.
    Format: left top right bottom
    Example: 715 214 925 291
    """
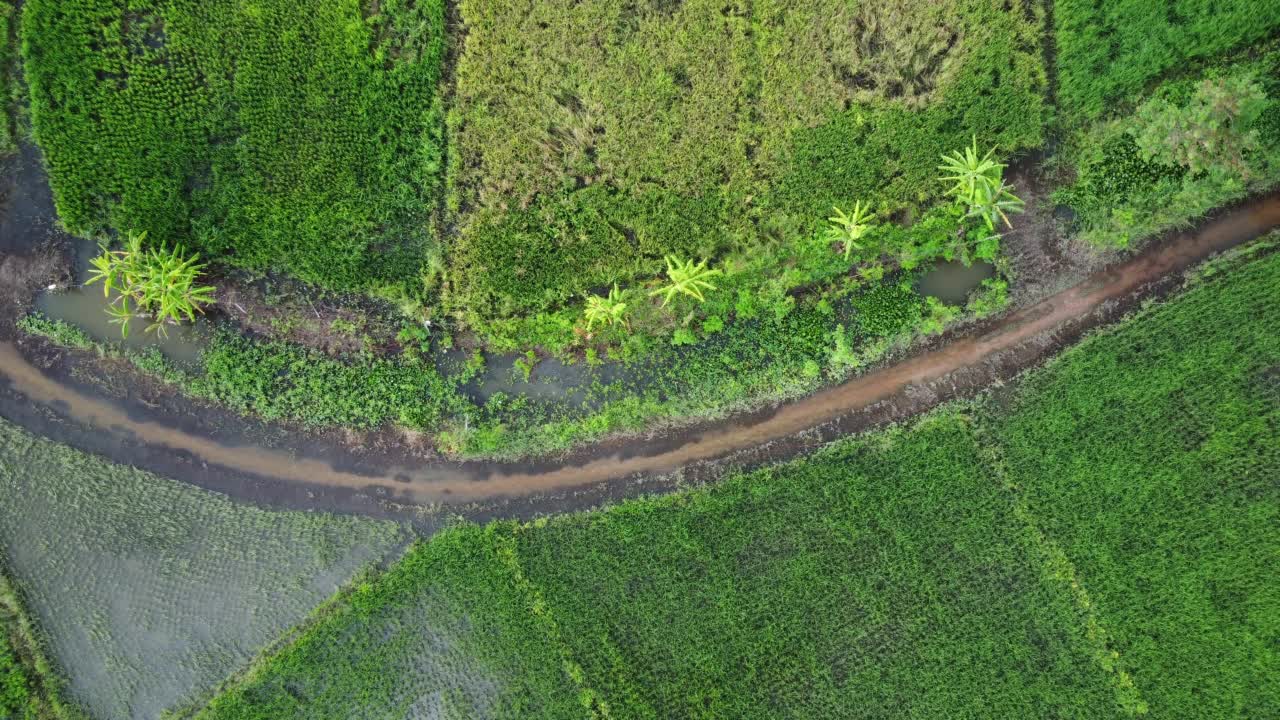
916 260 996 305
35 235 210 366
35 287 211 366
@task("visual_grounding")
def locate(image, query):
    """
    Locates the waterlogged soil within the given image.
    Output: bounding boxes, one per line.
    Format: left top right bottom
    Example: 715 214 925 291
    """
3 185 1278 520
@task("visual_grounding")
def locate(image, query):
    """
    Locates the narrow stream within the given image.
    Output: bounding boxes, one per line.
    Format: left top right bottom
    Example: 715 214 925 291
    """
3 191 1277 508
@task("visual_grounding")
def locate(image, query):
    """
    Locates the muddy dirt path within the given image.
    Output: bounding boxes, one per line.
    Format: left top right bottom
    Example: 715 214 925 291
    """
3 191 1278 516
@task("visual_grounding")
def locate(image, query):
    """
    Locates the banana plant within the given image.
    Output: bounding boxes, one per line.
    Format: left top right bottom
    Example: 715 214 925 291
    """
967 178 1025 232
86 230 216 338
938 135 1004 206
649 256 722 306
824 201 877 260
584 283 628 331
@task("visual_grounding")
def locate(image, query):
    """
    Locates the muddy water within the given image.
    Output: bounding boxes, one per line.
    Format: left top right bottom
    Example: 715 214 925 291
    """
917 260 995 305
36 287 211 365
3 192 1278 507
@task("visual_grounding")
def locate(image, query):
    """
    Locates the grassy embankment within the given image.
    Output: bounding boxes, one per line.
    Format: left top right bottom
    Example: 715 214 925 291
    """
0 573 86 720
192 244 1280 718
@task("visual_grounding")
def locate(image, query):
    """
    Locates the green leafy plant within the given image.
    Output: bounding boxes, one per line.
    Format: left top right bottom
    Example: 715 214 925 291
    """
824 202 878 260
968 178 1025 232
939 137 1024 233
85 231 216 338
1133 73 1267 179
649 256 722 306
938 137 1004 205
583 284 628 331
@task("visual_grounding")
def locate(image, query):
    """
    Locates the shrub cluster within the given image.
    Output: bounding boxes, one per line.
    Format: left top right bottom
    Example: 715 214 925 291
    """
1054 0 1280 125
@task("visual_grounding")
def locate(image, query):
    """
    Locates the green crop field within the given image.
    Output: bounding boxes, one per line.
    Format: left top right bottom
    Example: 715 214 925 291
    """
0 418 410 720
188 244 1280 719
20 0 445 293
994 247 1280 717
448 0 1045 318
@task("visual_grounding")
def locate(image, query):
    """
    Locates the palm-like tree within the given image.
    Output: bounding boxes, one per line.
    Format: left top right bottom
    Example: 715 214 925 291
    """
967 178 1024 232
825 201 877 260
649 256 722 306
584 284 628 330
938 136 1004 206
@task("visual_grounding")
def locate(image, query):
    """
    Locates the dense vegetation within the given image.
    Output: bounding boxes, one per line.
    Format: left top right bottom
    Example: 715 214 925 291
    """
1054 0 1280 125
994 246 1280 717
0 574 83 720
0 418 408 720
20 0 446 293
0 0 15 153
1055 45 1280 246
448 0 1045 318
190 244 1280 719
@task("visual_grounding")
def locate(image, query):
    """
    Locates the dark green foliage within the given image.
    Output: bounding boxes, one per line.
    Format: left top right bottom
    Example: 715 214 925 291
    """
851 279 923 337
0 638 34 720
1055 0 1280 125
997 250 1280 717
1054 134 1184 226
192 331 465 430
1055 50 1280 247
0 0 15 153
20 0 445 292
14 315 95 351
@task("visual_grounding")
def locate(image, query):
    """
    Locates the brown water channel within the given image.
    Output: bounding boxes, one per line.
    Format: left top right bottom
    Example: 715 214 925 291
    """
3 191 1278 515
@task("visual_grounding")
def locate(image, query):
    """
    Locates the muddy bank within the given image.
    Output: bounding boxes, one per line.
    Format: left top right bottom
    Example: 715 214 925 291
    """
3 190 1278 520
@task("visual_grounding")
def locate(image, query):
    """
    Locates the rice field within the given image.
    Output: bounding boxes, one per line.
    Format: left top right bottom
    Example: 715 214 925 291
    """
191 243 1280 719
0 418 410 720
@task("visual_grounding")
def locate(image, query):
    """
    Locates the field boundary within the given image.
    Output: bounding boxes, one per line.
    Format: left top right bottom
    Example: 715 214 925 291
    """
972 422 1148 716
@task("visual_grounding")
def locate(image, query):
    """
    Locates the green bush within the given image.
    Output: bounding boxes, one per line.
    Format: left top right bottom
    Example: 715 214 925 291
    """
1055 52 1280 247
21 0 446 293
191 331 466 430
1055 0 1280 125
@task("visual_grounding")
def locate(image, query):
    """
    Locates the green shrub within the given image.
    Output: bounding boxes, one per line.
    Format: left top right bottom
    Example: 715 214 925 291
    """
16 314 95 351
191 331 465 430
1055 53 1280 248
85 231 215 338
1055 0 1280 125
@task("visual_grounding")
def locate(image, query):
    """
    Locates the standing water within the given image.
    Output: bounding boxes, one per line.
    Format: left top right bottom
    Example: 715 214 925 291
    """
916 260 996 305
4 141 210 365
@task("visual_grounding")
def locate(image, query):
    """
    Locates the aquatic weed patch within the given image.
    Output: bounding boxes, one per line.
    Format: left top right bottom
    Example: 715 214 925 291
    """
0 417 409 720
20 0 446 292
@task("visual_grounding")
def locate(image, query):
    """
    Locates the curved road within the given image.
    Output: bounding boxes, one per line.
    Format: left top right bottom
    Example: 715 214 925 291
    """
2 191 1277 517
